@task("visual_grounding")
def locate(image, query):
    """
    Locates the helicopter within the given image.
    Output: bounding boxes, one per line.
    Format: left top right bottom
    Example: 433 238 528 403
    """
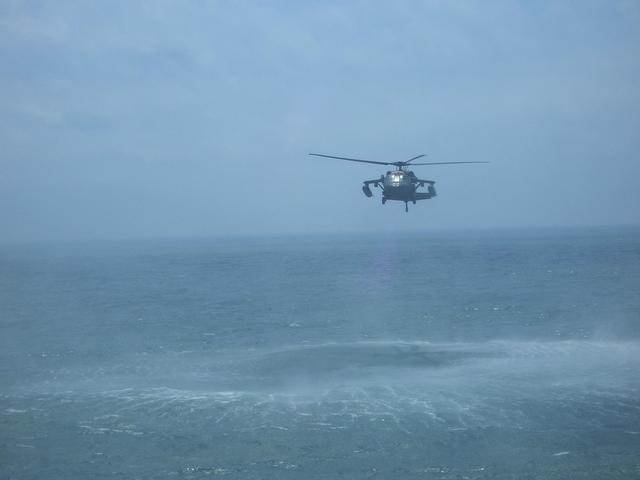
309 153 489 212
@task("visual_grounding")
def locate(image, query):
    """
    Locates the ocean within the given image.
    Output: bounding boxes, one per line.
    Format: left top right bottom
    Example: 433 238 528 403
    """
1 227 639 479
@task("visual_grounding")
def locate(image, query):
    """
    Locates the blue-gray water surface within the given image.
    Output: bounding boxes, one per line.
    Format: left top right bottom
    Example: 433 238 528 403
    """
1 227 640 479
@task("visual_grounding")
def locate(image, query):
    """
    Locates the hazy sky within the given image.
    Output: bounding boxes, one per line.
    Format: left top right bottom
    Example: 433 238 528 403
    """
1 1 639 241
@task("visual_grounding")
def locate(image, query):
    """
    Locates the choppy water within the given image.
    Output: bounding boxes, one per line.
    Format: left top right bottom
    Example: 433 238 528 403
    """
2 228 640 479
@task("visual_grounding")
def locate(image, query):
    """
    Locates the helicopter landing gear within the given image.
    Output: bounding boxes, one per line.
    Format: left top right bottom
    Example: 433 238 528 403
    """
405 202 409 213
381 197 386 204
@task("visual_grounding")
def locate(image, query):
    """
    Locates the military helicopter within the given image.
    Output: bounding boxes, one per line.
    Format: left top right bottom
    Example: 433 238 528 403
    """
309 153 488 212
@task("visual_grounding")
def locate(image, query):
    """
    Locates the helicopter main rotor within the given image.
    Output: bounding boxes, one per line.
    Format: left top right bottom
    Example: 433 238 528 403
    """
309 152 489 212
308 153 488 170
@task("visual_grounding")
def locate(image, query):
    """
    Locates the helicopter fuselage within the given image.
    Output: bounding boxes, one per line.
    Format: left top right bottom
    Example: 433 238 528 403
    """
362 168 436 211
382 169 417 200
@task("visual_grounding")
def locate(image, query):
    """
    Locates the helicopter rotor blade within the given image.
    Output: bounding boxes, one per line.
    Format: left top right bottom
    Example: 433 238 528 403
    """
409 161 490 166
405 154 426 163
309 153 393 166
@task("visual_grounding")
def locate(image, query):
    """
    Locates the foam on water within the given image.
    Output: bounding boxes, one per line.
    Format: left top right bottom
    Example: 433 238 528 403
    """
3 341 639 479
7 340 640 425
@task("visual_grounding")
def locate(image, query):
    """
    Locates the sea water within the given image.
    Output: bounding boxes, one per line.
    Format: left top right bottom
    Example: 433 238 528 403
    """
1 227 639 478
